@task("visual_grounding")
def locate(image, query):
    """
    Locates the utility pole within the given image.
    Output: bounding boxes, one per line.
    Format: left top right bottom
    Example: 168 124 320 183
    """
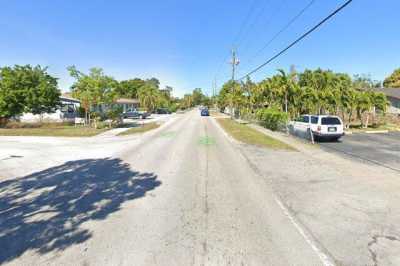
229 49 239 118
212 78 216 108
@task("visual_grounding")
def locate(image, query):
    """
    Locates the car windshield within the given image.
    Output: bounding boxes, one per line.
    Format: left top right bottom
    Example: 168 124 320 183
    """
321 117 341 125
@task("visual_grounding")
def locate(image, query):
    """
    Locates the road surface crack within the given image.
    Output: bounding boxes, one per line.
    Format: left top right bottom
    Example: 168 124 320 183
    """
367 234 400 266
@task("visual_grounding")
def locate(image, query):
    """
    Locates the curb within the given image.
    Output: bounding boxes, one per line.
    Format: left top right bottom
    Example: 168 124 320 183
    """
365 130 389 134
346 129 389 134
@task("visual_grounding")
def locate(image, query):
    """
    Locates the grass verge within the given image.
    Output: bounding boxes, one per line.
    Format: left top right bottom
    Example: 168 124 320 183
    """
0 126 107 137
217 118 295 150
118 122 160 136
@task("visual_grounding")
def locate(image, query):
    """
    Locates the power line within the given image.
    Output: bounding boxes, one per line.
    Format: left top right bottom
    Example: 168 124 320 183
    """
232 0 260 48
239 0 287 59
212 0 261 87
237 0 353 81
235 0 272 50
246 0 316 65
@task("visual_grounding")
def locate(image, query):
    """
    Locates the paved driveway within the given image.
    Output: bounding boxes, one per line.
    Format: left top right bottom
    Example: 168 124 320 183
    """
319 132 400 172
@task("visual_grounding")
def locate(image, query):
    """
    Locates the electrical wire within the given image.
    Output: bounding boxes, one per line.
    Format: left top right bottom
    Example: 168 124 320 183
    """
246 0 316 64
237 0 353 80
212 0 263 88
234 0 272 50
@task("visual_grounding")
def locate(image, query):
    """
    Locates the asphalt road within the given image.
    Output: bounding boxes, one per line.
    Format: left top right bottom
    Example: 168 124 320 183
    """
319 132 400 172
0 110 328 266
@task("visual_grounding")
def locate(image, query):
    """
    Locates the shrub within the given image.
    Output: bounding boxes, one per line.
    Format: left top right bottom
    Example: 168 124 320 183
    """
106 107 123 127
168 104 178 113
96 121 110 129
256 108 288 131
240 108 256 121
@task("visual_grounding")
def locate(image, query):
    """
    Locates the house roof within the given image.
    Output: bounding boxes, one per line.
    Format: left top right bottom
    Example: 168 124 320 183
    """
61 93 80 103
370 88 400 100
115 98 140 104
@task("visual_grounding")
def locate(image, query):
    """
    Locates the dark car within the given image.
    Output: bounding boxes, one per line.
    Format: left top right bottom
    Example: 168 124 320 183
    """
201 108 209 116
155 108 171 114
122 110 149 119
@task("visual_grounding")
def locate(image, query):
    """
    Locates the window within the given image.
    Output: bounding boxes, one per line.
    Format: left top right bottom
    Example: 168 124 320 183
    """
311 116 318 124
303 116 310 123
321 117 341 125
60 104 75 113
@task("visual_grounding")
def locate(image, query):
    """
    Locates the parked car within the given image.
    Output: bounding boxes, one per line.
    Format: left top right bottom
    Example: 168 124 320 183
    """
290 115 344 141
201 108 209 116
121 109 150 119
155 108 171 114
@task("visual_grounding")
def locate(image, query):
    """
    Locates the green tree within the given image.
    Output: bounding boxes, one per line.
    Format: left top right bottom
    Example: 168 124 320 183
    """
217 80 243 115
383 68 400 88
353 74 381 89
215 67 388 129
158 86 174 108
192 88 205 106
116 78 145 99
106 106 123 128
146 78 160 89
68 66 117 125
0 65 60 122
181 94 194 109
137 81 160 112
363 91 388 128
355 91 371 127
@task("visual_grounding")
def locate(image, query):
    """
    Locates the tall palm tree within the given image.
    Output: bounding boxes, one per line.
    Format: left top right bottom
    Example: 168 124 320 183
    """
138 83 159 112
356 91 372 128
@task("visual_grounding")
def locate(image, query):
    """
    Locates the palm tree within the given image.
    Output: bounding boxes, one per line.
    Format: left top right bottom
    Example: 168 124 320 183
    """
356 91 372 128
138 83 160 112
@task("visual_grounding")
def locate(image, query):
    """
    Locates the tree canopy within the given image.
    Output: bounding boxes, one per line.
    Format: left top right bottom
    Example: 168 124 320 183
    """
115 78 145 99
217 68 388 128
68 66 118 121
383 68 400 88
0 65 60 119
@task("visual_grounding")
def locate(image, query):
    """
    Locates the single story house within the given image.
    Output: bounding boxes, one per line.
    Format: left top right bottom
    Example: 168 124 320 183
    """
371 88 400 114
19 94 81 123
112 98 140 112
19 95 140 123
93 98 140 113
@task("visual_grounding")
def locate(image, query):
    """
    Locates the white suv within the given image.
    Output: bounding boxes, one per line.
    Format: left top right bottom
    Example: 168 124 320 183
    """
290 115 344 141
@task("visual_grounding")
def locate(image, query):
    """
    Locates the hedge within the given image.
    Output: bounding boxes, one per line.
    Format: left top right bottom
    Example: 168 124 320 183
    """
256 108 288 131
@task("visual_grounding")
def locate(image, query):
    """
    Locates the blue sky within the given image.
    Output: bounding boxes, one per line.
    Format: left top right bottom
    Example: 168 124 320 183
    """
1 0 399 97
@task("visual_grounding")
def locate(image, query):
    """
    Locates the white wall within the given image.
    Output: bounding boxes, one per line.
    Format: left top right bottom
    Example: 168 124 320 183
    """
19 100 80 123
20 110 64 123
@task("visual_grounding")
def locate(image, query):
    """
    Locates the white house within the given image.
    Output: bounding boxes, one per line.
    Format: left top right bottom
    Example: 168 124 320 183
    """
93 98 140 113
371 88 400 114
19 94 81 123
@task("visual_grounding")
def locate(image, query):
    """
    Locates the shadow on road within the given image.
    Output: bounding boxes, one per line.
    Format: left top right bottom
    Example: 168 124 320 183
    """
0 158 161 264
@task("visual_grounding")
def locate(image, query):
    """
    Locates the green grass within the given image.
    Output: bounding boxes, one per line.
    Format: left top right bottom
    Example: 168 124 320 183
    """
217 118 295 150
0 126 107 137
118 122 160 136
